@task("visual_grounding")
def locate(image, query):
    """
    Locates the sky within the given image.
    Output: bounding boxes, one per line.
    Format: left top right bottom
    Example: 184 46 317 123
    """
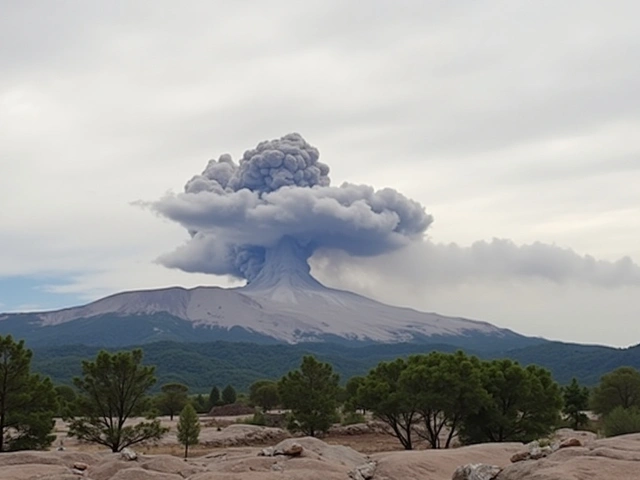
1 1 639 347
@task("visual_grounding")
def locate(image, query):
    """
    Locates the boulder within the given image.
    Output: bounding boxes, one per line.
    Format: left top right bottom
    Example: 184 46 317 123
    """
274 441 303 456
373 443 521 480
509 451 530 463
452 463 502 480
558 437 582 449
498 433 640 480
120 448 138 461
271 437 369 467
259 447 275 457
350 461 377 480
73 461 89 471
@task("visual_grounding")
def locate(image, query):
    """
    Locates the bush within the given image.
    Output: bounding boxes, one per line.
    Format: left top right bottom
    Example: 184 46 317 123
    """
341 411 365 426
603 407 640 437
237 410 266 426
557 416 599 434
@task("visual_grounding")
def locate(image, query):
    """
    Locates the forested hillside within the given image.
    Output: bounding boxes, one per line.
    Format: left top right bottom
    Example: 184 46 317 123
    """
30 340 640 391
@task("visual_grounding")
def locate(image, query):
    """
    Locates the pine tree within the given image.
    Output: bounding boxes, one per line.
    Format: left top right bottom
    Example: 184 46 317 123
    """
221 385 237 405
158 383 189 421
0 335 57 451
177 403 200 458
68 349 168 452
562 378 590 429
208 386 220 410
278 356 340 436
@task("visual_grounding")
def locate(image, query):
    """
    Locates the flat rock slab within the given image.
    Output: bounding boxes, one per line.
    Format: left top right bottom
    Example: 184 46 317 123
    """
498 433 640 480
373 442 522 480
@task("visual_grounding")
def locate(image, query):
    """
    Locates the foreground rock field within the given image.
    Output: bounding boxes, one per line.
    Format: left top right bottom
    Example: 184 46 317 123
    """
4 420 640 480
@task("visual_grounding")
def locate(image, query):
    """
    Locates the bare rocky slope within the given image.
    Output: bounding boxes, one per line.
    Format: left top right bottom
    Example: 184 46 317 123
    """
0 241 536 349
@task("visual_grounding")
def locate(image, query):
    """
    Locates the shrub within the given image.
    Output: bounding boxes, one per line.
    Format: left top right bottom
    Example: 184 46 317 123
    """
603 407 640 437
341 411 365 426
237 410 266 426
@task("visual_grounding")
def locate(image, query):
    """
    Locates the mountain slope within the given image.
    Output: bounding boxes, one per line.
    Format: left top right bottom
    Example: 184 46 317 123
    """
0 239 540 349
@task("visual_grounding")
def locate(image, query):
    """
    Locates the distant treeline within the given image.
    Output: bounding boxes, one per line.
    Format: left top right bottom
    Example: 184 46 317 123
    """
30 339 640 392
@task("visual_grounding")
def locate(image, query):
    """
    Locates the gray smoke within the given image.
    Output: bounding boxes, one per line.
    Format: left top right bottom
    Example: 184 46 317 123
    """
314 239 640 288
153 133 432 281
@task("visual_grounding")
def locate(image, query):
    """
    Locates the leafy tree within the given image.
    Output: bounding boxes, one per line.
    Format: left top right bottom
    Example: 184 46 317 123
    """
208 386 220 409
358 358 419 450
157 383 189 421
401 351 488 448
249 380 280 412
591 367 640 416
562 378 590 429
221 385 237 405
177 403 200 458
278 356 340 436
460 359 562 444
68 349 168 452
0 335 57 451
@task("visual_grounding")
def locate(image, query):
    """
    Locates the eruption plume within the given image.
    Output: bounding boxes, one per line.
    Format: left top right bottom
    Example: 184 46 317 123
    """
153 133 432 285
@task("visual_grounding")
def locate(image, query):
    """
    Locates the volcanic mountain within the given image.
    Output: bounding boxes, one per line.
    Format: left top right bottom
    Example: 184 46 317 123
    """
0 240 539 349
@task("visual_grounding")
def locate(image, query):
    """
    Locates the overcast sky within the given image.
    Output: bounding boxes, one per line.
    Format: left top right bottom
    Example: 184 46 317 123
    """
1 1 639 347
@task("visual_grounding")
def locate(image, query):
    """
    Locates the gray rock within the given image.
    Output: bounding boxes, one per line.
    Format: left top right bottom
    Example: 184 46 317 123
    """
275 441 303 456
452 463 502 480
350 461 377 480
120 448 138 461
259 446 275 457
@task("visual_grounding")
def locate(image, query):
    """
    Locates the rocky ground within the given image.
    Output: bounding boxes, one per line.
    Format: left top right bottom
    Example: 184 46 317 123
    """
4 419 640 479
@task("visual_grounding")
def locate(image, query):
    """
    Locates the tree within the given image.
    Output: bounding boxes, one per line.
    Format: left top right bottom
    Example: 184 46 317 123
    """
460 359 562 444
208 386 220 409
344 376 366 413
0 335 57 451
192 394 208 414
157 383 189 421
357 358 419 450
55 384 78 418
249 380 280 412
177 403 200 458
68 349 168 452
562 378 590 429
221 385 237 405
278 356 340 436
401 351 488 448
591 367 640 416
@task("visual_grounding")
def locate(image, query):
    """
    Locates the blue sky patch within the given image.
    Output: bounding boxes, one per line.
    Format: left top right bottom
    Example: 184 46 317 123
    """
0 276 85 313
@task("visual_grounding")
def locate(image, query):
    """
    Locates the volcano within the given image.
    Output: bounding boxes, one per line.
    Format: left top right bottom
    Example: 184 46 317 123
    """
0 239 538 349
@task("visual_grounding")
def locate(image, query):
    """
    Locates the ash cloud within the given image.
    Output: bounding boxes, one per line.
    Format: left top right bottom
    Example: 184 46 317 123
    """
314 239 640 288
153 133 432 281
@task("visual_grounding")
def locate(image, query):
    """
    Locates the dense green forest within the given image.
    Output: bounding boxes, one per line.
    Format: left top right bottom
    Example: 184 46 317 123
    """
30 339 640 392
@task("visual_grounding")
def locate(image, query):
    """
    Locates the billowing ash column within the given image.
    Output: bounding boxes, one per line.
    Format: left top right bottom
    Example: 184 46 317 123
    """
243 237 323 291
151 133 433 285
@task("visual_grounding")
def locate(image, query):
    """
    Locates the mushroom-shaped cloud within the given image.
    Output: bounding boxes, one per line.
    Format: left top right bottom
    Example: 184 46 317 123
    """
152 133 433 283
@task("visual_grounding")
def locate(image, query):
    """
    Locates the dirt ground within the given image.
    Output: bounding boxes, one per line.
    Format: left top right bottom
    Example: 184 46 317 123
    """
53 415 411 456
